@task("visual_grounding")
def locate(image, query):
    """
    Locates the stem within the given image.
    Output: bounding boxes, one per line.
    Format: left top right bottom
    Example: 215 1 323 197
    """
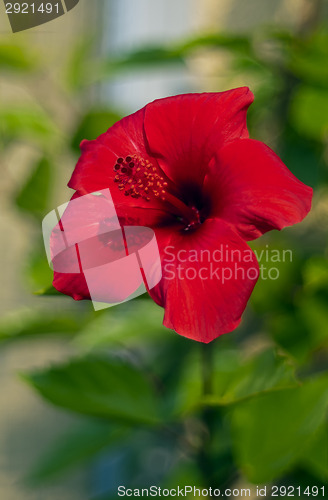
201 342 214 396
198 343 237 490
198 342 216 487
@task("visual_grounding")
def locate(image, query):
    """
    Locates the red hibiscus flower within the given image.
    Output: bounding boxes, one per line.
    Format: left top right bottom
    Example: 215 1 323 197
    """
53 88 312 343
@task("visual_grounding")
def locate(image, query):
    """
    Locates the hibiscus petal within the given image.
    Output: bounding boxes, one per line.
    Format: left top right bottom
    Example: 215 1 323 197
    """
53 271 90 301
204 139 313 240
144 88 254 190
149 219 259 343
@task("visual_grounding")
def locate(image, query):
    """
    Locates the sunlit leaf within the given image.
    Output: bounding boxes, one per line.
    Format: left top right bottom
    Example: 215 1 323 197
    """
0 42 38 72
0 106 57 146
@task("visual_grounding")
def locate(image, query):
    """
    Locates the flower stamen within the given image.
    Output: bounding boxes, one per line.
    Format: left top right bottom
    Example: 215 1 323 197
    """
113 154 203 229
113 154 166 202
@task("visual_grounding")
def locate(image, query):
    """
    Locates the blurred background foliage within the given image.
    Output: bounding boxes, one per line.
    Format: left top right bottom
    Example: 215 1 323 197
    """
0 0 328 498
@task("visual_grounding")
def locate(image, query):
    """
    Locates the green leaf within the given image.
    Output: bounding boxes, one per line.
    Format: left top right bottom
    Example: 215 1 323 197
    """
71 109 122 153
23 356 162 425
28 420 129 483
0 42 38 72
173 348 297 416
230 374 328 483
210 349 297 406
15 157 53 218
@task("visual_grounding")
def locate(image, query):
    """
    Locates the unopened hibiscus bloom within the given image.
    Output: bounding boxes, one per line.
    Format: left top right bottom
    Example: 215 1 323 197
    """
53 88 312 343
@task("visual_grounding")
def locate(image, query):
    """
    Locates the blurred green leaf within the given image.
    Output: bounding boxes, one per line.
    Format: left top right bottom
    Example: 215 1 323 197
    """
269 255 328 362
178 33 253 56
28 420 128 483
269 312 313 363
15 157 53 218
103 46 184 74
290 85 328 141
0 106 57 146
24 243 54 291
298 295 328 349
23 356 162 425
280 128 322 187
0 42 38 72
0 307 89 343
249 239 302 315
288 29 328 87
65 38 96 90
71 109 122 153
303 257 328 292
34 285 62 296
230 374 328 483
74 33 253 87
75 299 166 350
